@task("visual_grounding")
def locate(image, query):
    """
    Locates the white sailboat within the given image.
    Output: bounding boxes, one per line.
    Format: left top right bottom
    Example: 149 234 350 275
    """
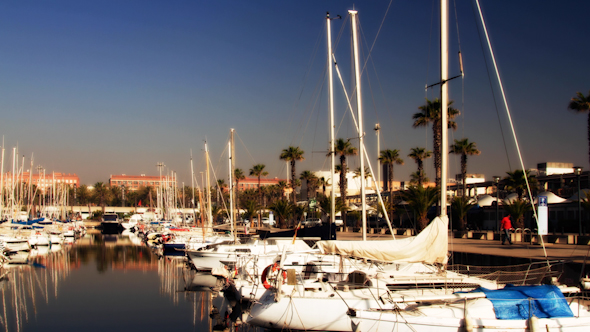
246 4 590 331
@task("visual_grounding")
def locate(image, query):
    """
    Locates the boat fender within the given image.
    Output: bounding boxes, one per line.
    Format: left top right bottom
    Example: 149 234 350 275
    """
528 315 539 332
261 262 287 290
463 313 474 332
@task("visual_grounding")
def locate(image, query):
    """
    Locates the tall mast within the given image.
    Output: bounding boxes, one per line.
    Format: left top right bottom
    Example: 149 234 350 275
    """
349 10 367 240
230 129 236 242
0 138 4 221
205 141 212 234
228 138 235 242
440 0 449 216
190 150 196 225
327 12 336 226
28 153 33 218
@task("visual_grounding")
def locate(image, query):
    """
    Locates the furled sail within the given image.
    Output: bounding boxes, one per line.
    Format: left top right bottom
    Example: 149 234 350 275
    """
316 215 448 264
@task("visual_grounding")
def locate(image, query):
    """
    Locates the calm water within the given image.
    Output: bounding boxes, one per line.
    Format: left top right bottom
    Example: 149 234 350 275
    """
0 232 257 332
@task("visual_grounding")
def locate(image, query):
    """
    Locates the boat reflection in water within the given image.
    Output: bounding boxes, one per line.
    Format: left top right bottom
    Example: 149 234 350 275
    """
0 231 258 332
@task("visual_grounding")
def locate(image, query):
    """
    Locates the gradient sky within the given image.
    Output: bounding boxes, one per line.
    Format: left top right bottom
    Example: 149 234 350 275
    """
0 0 588 187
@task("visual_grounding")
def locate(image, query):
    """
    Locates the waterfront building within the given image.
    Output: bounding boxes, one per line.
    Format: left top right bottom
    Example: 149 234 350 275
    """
109 174 166 191
3 172 79 191
236 177 286 191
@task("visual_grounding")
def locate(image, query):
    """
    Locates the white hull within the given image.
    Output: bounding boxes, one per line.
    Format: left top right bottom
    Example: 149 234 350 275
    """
2 238 31 252
351 306 590 332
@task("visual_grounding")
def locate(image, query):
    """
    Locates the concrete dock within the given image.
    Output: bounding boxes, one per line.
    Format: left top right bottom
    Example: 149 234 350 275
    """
336 230 590 265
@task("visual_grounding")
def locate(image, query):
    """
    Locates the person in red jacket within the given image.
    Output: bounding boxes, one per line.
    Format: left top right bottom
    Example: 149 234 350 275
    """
501 215 513 245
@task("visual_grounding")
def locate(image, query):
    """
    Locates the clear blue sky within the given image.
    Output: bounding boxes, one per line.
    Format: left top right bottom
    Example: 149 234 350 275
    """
0 0 588 187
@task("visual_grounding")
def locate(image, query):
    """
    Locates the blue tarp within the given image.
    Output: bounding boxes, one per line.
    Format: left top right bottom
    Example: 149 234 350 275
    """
471 285 574 320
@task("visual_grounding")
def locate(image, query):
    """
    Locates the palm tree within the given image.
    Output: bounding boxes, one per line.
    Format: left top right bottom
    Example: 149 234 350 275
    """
503 199 531 229
93 182 108 215
249 164 268 206
408 147 432 187
504 169 538 201
280 146 305 203
451 196 475 231
450 138 481 197
215 179 227 206
269 199 293 229
300 170 318 200
379 149 404 221
233 168 245 219
354 166 370 180
318 177 330 195
401 186 439 232
277 181 288 200
568 90 590 167
243 200 261 227
412 98 459 187
234 168 245 191
334 138 357 224
410 171 429 186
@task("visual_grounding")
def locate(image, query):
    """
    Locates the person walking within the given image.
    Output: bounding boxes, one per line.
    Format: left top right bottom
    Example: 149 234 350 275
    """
501 215 513 245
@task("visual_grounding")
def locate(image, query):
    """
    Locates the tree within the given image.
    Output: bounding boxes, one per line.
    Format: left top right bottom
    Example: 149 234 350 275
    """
334 138 357 225
451 196 475 231
242 200 260 226
318 177 330 195
412 98 459 187
280 146 305 203
249 164 268 207
379 149 404 222
215 179 227 207
568 90 590 167
410 171 429 186
450 138 481 197
233 168 245 219
408 147 432 187
401 185 439 232
300 170 318 200
504 170 538 201
269 199 293 229
77 185 91 205
503 199 531 229
93 182 109 215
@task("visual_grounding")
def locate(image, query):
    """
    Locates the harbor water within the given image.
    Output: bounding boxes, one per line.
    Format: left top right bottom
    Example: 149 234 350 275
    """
1 230 585 332
0 231 258 332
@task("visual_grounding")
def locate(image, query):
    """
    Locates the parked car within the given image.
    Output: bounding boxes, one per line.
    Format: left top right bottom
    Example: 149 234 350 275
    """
302 218 322 227
334 216 343 226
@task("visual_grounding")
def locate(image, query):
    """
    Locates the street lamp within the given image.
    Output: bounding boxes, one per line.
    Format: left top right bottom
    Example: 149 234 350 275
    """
574 167 583 235
374 123 380 193
493 176 501 232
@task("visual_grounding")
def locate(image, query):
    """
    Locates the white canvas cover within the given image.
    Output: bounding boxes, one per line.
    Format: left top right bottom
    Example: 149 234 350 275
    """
317 215 448 265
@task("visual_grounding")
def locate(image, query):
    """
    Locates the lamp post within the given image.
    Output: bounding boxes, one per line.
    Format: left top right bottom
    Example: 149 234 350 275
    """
574 167 583 235
493 176 500 232
374 123 380 193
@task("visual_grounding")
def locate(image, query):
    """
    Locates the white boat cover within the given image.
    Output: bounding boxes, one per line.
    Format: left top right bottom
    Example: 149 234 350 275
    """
316 215 448 265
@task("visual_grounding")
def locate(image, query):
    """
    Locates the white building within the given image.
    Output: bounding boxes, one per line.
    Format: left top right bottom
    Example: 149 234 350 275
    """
536 162 575 176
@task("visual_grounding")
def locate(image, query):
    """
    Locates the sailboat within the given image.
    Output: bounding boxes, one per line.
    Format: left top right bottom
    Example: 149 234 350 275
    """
246 4 590 331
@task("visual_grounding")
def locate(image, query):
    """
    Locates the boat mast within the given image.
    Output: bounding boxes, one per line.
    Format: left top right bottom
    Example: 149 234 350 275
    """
0 138 4 221
229 129 236 242
190 150 197 225
205 141 213 234
440 0 449 216
327 12 336 226
349 10 367 240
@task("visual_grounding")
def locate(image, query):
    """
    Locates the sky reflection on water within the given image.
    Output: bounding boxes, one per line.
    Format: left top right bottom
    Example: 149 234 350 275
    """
0 233 253 332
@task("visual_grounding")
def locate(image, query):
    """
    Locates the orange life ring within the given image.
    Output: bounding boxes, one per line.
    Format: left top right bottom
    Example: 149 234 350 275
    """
261 262 287 290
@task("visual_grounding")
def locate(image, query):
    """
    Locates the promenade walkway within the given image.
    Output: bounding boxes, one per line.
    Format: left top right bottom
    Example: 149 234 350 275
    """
336 230 590 265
